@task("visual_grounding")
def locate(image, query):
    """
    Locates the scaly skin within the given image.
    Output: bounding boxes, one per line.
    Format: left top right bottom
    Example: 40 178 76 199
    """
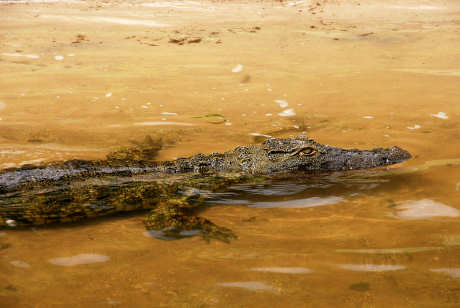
0 136 411 240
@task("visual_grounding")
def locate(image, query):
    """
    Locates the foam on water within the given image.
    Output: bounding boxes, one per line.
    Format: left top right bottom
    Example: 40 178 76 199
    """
274 99 288 108
431 112 448 119
407 124 421 130
339 264 406 272
278 108 296 117
232 64 243 73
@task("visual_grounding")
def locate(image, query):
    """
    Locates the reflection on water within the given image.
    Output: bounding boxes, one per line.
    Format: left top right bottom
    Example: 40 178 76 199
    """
430 268 460 278
250 267 311 274
250 196 344 208
143 229 201 241
217 282 277 292
9 260 30 268
336 247 444 254
49 254 110 266
339 264 406 272
392 199 460 219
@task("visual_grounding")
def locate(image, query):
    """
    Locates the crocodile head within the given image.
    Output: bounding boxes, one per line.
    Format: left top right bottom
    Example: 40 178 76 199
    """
250 136 411 174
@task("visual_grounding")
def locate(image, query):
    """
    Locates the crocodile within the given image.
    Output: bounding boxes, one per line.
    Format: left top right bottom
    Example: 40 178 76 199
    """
0 136 411 241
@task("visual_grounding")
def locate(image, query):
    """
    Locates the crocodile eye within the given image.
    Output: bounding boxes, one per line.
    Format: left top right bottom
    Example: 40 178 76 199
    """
298 147 316 156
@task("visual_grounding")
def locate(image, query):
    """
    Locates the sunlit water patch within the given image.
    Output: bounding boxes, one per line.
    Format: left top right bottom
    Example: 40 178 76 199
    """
49 254 109 266
339 264 406 272
391 199 460 219
250 267 311 274
217 282 277 292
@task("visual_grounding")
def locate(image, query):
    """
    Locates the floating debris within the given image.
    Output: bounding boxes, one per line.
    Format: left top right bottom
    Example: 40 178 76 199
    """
193 113 226 124
232 64 243 73
240 74 251 83
407 124 421 130
278 108 296 117
217 282 276 292
54 55 64 61
187 37 202 44
339 264 406 272
362 115 374 119
431 112 448 119
250 267 311 274
105 93 112 98
265 113 272 117
49 254 109 266
391 199 460 219
169 37 186 45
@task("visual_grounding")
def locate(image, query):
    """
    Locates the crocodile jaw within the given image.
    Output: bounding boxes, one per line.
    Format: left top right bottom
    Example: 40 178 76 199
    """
319 145 412 171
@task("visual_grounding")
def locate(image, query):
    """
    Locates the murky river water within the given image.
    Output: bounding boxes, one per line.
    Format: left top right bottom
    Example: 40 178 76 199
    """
1 0 460 306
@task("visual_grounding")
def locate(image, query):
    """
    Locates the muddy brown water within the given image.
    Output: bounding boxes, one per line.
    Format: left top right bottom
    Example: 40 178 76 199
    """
1 0 460 307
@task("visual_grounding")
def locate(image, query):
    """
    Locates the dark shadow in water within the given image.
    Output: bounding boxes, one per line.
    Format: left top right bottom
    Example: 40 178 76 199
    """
204 171 423 209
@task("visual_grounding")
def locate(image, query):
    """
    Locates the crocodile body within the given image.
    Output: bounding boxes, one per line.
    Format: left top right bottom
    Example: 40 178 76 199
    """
0 136 411 240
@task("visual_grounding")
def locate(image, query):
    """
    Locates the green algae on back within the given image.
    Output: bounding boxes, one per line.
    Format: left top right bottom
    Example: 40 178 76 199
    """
0 136 411 241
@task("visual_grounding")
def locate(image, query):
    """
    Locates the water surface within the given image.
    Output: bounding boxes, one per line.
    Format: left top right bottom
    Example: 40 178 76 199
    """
1 0 460 307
